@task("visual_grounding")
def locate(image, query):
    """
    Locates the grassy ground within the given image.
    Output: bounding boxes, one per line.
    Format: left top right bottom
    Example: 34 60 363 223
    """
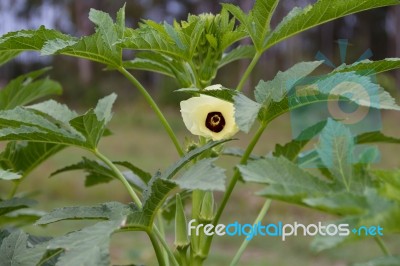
1 101 400 266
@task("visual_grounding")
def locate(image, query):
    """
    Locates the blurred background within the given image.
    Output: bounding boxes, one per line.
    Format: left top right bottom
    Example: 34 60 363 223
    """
0 0 400 265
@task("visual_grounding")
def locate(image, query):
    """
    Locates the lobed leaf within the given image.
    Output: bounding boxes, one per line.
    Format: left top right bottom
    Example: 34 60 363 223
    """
0 141 65 179
172 158 226 191
263 0 400 51
126 141 228 228
0 26 70 66
223 0 279 50
0 198 36 216
0 68 62 110
218 45 256 69
36 202 131 225
0 94 117 150
254 61 322 104
234 93 262 133
239 157 332 204
46 220 121 266
317 119 354 190
334 58 400 76
273 120 327 161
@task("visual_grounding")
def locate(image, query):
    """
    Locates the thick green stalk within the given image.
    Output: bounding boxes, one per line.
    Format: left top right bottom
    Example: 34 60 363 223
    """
190 189 205 259
157 212 170 266
236 51 262 92
374 236 391 256
95 149 178 265
230 199 272 266
148 230 167 266
118 67 184 156
154 227 180 266
199 122 268 260
213 122 267 226
8 180 21 199
93 149 142 208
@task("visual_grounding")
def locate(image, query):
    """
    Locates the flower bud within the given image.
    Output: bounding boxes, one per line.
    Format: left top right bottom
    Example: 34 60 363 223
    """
199 191 215 222
174 193 190 248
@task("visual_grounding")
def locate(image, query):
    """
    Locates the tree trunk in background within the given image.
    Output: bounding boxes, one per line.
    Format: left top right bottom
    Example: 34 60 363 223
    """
395 6 400 90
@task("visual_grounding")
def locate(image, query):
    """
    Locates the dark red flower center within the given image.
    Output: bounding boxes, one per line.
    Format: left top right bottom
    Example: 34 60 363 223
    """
205 112 225 133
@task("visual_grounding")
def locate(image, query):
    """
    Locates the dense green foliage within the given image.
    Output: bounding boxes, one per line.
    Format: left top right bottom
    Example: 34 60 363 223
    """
1 0 400 265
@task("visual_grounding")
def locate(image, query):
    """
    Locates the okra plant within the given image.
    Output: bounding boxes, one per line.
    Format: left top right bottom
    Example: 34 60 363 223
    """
1 0 400 265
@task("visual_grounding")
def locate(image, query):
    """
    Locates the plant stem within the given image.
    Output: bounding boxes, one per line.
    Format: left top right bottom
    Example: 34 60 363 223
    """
236 51 262 92
118 67 184 157
374 236 391 256
8 180 21 199
154 227 180 266
157 212 170 266
147 230 167 266
93 149 143 209
200 122 268 258
214 122 267 226
230 199 272 266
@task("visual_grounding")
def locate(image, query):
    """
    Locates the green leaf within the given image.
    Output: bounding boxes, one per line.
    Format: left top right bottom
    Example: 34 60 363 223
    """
233 93 262 133
0 68 62 110
36 202 130 225
120 25 187 60
126 140 228 228
0 209 45 227
311 189 400 251
88 9 119 51
303 192 366 215
28 100 78 125
114 161 152 184
69 93 117 148
353 256 400 266
222 147 261 160
335 58 400 76
42 7 125 68
173 158 225 191
251 0 280 49
47 221 121 266
0 94 116 150
0 169 21 180
373 170 400 202
0 230 29 265
0 141 65 178
123 52 175 77
42 33 121 67
263 72 400 123
263 0 400 51
0 26 70 66
0 198 36 216
239 157 331 204
255 61 322 104
50 157 115 187
273 120 327 160
218 45 256 68
51 157 147 190
223 0 279 50
295 130 400 169
0 230 57 266
161 139 229 181
176 87 237 102
356 131 400 145
317 119 354 190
